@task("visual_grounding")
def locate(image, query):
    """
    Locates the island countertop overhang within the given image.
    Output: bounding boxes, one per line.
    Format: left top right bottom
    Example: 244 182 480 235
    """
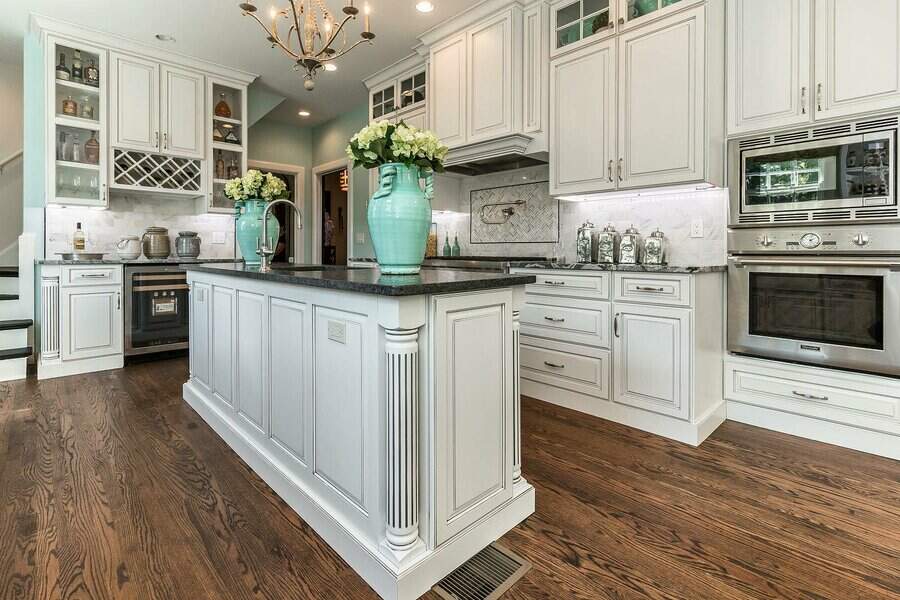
182 263 536 296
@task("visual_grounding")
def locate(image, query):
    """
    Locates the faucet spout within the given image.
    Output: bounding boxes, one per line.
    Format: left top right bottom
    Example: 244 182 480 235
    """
257 199 303 272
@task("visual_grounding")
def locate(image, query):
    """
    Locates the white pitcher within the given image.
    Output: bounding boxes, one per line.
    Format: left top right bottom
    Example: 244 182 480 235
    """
116 236 141 260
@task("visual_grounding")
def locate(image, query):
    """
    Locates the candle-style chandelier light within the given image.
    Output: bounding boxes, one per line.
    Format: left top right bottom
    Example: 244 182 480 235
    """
238 0 375 91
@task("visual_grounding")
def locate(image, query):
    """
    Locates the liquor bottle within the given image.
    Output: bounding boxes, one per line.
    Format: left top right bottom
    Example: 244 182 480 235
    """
442 234 452 257
215 150 225 179
452 234 461 256
62 95 77 116
55 53 70 80
71 50 83 83
57 131 68 160
80 96 94 120
73 223 86 252
214 92 232 118
85 59 99 87
71 134 82 163
227 157 239 179
84 131 100 164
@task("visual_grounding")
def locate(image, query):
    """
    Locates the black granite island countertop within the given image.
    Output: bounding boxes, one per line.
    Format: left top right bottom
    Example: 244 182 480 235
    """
507 261 727 274
38 258 242 266
183 263 537 297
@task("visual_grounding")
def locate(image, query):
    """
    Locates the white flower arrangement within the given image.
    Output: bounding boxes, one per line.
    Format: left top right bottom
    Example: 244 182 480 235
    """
346 120 448 172
224 169 287 202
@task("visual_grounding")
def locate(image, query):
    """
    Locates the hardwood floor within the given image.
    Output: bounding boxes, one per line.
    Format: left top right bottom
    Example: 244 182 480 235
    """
1 358 898 600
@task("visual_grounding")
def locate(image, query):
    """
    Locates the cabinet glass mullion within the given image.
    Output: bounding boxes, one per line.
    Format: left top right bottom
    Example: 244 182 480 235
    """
556 0 611 50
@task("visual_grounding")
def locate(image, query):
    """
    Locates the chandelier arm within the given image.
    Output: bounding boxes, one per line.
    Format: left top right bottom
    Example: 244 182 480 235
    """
326 38 373 62
244 11 301 60
315 13 355 57
289 0 309 57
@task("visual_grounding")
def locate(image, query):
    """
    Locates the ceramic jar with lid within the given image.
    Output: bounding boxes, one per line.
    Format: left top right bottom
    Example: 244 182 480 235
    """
618 225 642 264
596 223 620 264
142 226 171 258
176 231 202 258
643 228 667 265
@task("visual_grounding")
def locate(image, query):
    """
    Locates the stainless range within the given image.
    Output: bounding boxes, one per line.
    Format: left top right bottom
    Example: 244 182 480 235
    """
728 224 900 377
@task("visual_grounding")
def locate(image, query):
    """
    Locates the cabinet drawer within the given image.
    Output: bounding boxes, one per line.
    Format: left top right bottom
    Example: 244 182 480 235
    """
726 359 900 434
521 341 609 400
520 298 610 348
511 269 610 300
62 266 122 287
614 273 690 306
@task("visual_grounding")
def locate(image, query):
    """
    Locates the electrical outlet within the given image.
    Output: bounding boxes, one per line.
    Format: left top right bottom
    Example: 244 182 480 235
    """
690 218 704 238
356 232 366 244
327 319 347 344
212 231 226 244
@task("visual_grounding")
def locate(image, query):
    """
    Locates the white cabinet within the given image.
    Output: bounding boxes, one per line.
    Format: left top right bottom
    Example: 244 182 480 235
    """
430 34 468 147
110 51 205 158
550 39 616 195
727 0 812 134
61 285 122 361
190 281 211 389
467 12 515 143
814 0 900 121
612 303 691 420
618 5 705 188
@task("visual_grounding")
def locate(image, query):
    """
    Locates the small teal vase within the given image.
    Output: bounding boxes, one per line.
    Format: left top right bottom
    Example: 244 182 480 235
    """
368 163 434 275
234 199 280 266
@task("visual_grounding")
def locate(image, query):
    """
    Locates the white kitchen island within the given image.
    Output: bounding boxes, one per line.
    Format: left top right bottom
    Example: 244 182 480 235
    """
182 263 536 600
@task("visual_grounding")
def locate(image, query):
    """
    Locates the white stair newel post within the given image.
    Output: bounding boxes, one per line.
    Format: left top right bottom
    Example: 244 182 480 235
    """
385 326 421 551
513 309 522 484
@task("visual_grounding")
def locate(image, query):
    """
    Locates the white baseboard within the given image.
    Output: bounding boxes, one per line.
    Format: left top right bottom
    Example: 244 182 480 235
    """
727 401 900 461
38 354 124 380
0 358 26 382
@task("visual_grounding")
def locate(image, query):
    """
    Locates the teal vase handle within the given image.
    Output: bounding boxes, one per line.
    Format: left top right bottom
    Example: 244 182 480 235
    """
233 199 245 219
374 165 397 200
420 170 434 203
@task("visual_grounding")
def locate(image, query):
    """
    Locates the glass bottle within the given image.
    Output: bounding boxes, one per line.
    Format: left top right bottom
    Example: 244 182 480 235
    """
55 53 70 80
215 150 226 179
451 234 461 256
442 234 452 257
84 131 100 164
214 92 232 118
80 96 94 120
62 95 78 116
71 134 82 163
56 131 68 160
71 49 83 83
85 59 99 87
425 223 438 257
226 157 239 179
73 222 86 252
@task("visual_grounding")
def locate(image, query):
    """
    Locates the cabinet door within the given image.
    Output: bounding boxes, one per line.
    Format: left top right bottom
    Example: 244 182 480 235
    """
190 281 211 390
61 286 122 361
617 5 705 188
161 65 205 159
110 53 159 152
468 11 514 143
430 33 468 148
815 0 900 121
613 303 691 420
550 39 617 196
727 0 812 135
433 290 514 544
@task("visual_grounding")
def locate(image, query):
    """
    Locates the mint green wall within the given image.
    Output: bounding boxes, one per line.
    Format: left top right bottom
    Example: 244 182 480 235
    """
311 104 373 258
22 31 46 257
247 118 313 259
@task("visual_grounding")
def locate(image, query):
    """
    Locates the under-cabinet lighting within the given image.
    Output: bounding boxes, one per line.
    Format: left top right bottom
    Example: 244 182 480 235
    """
558 183 721 202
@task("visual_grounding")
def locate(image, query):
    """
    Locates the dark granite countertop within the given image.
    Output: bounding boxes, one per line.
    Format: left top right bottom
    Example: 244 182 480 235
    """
507 261 726 274
38 258 241 266
183 263 537 297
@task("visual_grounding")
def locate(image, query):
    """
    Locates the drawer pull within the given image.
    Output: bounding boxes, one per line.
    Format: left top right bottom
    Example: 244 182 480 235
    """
543 361 565 369
80 273 109 279
543 280 566 286
635 285 665 292
543 316 566 323
792 391 829 402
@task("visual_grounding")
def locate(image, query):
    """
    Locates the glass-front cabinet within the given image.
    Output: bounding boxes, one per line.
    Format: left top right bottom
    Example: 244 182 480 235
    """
49 37 108 207
553 0 615 53
206 79 248 213
622 0 684 26
369 67 427 122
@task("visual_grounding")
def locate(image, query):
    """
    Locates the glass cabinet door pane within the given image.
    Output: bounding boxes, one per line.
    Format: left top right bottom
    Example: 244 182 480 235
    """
628 0 660 20
557 22 581 49
56 164 101 202
557 1 581 27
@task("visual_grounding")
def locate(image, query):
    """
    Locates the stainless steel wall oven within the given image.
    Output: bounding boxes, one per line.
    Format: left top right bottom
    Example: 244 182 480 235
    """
125 265 189 356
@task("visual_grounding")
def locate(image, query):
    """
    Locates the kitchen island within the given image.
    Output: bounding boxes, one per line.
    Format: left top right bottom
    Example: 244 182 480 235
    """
182 264 536 600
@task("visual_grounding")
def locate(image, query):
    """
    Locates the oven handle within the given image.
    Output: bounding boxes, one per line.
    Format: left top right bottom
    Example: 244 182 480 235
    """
732 258 900 270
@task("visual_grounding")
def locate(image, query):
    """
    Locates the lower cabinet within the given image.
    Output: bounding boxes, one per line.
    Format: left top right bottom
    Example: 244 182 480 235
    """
61 285 123 361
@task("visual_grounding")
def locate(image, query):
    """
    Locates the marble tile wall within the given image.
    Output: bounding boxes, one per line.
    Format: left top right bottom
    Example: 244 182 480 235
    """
432 165 728 266
45 194 237 259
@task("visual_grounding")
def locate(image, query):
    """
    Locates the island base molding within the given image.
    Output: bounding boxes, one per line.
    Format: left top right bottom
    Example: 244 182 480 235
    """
184 379 535 600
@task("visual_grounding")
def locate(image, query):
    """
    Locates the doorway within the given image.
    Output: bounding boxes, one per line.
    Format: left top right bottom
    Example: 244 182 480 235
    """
312 159 353 266
247 160 305 264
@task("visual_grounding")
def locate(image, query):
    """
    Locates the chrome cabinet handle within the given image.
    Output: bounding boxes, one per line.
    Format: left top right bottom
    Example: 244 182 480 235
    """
543 280 566 286
543 361 565 369
617 158 623 181
116 292 121 310
544 316 566 323
792 390 829 402
81 273 108 279
614 313 620 338
155 131 159 148
608 21 615 30
816 83 823 111
102 183 107 204
607 159 613 182
163 132 168 150
800 86 807 114
618 16 625 25
636 285 666 292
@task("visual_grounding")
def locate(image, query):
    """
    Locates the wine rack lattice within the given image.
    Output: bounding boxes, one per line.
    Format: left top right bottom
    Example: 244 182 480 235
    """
113 149 202 192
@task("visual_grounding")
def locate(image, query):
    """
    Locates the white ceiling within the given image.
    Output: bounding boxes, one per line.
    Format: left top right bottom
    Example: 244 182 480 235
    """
0 0 472 126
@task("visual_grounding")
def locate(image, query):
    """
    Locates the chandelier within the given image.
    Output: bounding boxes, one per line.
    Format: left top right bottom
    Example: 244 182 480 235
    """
239 0 375 91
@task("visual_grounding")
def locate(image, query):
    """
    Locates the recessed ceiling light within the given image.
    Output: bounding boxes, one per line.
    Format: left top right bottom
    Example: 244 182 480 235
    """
154 33 176 42
416 1 434 13
324 63 337 72
298 110 311 117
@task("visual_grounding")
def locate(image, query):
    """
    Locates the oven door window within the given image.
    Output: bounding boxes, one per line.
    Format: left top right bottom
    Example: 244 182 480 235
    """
748 273 883 349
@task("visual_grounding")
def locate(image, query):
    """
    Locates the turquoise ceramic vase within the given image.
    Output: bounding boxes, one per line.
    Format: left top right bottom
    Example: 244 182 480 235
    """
234 199 280 266
367 163 434 275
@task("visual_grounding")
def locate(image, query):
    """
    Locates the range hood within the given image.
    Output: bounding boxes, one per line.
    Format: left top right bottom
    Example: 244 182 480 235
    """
443 133 548 176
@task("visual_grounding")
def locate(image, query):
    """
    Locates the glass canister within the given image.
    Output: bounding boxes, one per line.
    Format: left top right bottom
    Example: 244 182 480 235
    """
576 220 595 263
618 225 642 264
596 223 619 264
425 223 438 257
643 228 667 265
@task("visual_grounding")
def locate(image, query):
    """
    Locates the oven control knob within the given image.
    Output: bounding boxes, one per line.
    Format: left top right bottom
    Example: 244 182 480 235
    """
853 233 870 247
799 233 821 249
758 234 774 247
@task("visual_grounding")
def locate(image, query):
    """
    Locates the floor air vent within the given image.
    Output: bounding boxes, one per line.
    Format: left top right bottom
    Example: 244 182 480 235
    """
433 544 531 600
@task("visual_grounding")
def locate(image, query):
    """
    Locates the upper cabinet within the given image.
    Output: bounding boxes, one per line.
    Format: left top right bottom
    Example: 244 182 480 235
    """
430 35 467 146
552 0 617 56
727 0 900 136
467 12 516 143
160 66 205 159
365 55 428 126
549 0 724 196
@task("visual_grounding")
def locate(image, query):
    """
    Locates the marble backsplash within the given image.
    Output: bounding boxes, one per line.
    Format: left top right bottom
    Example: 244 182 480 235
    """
45 194 236 259
432 166 728 266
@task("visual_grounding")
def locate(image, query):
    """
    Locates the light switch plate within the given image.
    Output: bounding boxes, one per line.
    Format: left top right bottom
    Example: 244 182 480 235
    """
327 319 347 344
356 232 366 244
690 218 704 238
212 231 226 244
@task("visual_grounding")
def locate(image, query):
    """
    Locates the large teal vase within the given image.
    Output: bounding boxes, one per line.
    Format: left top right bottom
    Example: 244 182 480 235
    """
368 163 434 275
234 199 280 266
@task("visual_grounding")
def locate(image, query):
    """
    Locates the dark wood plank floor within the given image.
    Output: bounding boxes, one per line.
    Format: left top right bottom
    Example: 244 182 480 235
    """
1 357 898 600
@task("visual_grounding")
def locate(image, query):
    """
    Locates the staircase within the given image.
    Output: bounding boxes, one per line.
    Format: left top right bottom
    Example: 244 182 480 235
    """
0 235 36 382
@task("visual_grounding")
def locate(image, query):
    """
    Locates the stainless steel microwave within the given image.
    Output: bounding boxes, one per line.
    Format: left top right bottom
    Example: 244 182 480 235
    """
728 117 899 225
